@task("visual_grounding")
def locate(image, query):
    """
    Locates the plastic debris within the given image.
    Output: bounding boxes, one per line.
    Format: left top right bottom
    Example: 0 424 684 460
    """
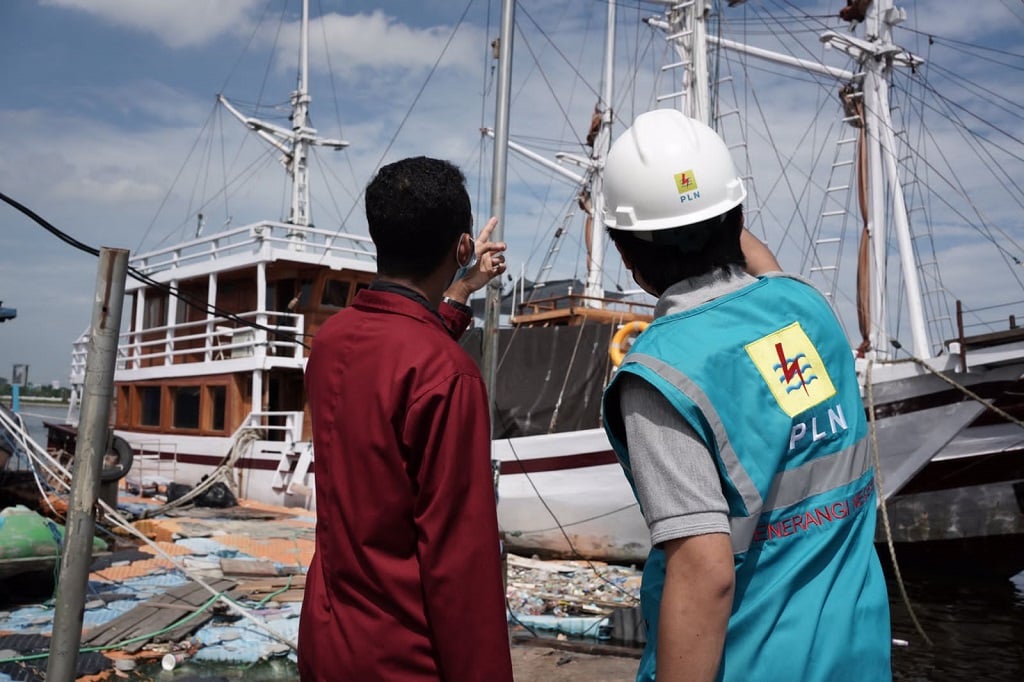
504 553 641 636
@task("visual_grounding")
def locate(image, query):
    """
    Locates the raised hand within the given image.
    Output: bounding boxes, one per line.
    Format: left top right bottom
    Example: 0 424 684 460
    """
445 217 507 302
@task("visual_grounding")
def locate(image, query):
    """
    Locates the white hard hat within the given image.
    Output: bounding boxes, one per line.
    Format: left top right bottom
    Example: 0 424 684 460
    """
602 109 746 232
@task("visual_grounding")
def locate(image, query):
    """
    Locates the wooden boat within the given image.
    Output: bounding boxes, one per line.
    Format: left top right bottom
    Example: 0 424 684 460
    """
50 0 1024 573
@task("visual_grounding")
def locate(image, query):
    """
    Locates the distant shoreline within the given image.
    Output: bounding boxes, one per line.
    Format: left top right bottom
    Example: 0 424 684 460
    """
0 397 69 407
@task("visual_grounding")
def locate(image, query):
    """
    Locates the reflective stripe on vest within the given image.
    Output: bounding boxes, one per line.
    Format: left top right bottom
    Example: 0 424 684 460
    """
625 352 874 555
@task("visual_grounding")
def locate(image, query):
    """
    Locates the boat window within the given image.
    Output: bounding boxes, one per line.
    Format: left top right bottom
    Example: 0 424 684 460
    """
143 293 168 330
175 280 208 324
217 278 257 314
116 385 131 427
321 279 351 308
172 386 201 430
281 280 313 311
209 385 226 432
139 386 161 427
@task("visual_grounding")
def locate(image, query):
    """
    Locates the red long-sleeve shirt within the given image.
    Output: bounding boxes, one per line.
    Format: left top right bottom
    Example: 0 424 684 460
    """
298 288 512 681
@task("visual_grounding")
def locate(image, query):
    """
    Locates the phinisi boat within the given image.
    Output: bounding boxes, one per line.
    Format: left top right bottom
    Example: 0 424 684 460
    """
51 0 1024 575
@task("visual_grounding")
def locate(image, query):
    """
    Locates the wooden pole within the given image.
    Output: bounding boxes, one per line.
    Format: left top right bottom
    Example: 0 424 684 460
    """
47 247 129 681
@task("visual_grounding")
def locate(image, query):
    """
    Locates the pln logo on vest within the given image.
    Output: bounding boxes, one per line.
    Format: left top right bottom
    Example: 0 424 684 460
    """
744 322 836 417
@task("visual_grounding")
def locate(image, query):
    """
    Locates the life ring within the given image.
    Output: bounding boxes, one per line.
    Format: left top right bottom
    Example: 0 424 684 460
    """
100 435 134 482
609 321 649 367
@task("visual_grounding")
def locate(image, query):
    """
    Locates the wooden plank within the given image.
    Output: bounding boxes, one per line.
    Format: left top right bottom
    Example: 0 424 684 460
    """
232 575 306 603
234 574 306 592
269 589 304 603
82 578 235 652
127 579 236 652
220 558 280 577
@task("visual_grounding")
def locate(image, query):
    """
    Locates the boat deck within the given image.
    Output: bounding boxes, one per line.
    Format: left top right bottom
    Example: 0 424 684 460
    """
0 490 641 680
0 494 315 679
955 325 1024 350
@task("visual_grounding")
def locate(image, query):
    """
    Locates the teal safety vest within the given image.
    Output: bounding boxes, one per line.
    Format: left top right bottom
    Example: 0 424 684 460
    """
604 275 891 682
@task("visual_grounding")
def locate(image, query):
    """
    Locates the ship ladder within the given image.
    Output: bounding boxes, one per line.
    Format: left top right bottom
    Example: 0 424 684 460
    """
808 118 861 305
272 442 314 497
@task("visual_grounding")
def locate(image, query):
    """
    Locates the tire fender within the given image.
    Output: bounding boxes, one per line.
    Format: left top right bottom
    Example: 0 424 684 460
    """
100 435 134 482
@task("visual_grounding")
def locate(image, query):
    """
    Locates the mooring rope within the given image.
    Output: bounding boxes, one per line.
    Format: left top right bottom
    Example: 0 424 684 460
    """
866 359 933 646
901 349 1024 429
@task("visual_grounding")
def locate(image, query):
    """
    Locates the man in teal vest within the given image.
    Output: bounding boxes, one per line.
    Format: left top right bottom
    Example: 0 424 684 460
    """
601 109 891 682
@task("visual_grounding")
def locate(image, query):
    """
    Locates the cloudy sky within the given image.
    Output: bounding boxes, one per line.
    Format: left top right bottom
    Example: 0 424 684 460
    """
1 0 1022 384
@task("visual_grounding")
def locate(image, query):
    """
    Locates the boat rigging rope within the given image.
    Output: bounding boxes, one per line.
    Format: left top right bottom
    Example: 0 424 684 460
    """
547 320 590 433
0 413 295 649
865 360 933 647
140 428 259 518
0 408 56 500
503 439 640 609
0 406 75 517
898 344 1024 430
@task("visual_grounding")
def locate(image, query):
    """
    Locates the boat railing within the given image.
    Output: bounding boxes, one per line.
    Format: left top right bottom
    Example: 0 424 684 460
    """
69 328 90 386
948 299 1024 371
125 438 180 491
129 220 376 275
512 293 655 325
242 410 305 445
118 310 305 370
0 403 72 488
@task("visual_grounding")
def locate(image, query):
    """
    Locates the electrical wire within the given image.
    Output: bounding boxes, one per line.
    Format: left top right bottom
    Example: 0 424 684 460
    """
0 189 313 350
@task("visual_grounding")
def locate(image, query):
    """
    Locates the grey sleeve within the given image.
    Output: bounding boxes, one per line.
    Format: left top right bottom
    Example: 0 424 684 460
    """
619 373 730 546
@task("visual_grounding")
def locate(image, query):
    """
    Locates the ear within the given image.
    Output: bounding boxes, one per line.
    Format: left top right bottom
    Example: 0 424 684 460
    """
456 232 474 268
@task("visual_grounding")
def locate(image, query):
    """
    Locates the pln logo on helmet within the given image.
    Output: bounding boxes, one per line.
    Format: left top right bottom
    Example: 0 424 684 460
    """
673 170 700 203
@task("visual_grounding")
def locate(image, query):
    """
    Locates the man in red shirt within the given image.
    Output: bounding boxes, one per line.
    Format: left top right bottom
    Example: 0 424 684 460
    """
299 156 513 681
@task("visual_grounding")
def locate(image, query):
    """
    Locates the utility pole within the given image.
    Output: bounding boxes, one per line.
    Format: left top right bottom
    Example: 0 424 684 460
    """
47 247 129 681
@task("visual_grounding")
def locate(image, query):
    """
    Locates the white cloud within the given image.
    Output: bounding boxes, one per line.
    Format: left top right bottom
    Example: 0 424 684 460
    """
40 0 261 48
274 11 485 77
0 109 186 210
5 0 1022 383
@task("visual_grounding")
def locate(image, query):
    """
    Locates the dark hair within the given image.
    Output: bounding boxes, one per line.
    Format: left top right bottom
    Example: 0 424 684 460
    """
365 156 472 279
608 205 745 295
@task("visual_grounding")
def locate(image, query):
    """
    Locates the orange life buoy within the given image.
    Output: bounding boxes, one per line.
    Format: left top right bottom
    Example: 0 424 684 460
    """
609 321 649 367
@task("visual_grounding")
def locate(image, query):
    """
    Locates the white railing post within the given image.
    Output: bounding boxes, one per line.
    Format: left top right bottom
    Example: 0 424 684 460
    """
294 313 305 360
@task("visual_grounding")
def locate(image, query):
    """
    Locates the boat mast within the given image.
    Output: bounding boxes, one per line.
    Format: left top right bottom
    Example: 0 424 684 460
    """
583 0 617 304
660 1 929 359
218 0 348 243
821 0 929 358
865 0 930 359
290 0 313 234
482 0 515 402
686 0 710 125
482 1 617 306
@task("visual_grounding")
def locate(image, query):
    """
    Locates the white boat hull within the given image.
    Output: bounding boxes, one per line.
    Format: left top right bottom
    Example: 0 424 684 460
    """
110 356 1024 564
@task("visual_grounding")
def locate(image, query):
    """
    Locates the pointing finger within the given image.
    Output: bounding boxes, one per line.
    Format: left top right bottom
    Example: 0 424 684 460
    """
476 216 499 243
